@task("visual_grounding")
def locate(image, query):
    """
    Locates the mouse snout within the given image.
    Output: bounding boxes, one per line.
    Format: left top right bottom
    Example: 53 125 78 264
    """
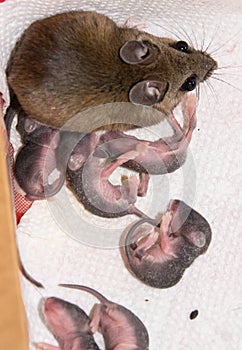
193 50 218 82
203 54 218 80
44 297 57 312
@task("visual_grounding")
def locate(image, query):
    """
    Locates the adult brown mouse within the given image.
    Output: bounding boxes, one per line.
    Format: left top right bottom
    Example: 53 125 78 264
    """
59 284 149 350
123 199 212 288
36 297 100 350
7 10 217 130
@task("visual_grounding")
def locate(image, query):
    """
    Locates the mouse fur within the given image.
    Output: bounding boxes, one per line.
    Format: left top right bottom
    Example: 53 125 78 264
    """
7 10 217 130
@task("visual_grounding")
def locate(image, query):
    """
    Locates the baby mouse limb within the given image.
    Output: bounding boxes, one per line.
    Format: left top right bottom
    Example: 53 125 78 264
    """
35 297 100 350
123 200 212 288
59 285 149 350
67 95 196 218
99 94 197 175
67 133 152 218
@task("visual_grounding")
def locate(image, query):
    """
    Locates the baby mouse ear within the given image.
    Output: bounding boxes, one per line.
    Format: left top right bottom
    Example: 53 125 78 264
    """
119 40 158 65
186 230 206 248
129 80 168 106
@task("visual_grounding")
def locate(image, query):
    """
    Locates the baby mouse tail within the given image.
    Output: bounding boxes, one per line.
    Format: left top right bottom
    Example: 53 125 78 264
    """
18 250 44 288
59 284 108 304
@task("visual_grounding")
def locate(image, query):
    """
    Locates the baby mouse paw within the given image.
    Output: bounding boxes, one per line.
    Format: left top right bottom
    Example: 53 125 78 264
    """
123 17 147 31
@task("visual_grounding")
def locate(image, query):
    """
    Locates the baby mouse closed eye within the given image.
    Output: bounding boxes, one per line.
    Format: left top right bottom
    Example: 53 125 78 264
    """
6 10 217 131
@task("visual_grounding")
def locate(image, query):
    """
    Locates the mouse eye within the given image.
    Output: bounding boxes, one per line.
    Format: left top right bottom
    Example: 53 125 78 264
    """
172 41 189 53
180 75 197 91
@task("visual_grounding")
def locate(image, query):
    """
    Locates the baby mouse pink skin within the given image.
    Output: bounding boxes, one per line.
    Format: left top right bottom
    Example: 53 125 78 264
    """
99 94 196 175
123 199 212 288
67 134 150 218
66 95 195 218
36 297 100 350
58 285 149 350
15 111 84 200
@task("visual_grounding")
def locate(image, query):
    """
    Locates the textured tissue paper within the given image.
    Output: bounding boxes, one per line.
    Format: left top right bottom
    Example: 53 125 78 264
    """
0 0 241 349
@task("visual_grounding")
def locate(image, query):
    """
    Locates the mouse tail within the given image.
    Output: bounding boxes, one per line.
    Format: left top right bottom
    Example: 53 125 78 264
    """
59 284 108 304
18 249 44 288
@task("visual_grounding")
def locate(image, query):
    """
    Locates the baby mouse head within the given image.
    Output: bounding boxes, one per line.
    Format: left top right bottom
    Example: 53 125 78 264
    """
119 29 217 116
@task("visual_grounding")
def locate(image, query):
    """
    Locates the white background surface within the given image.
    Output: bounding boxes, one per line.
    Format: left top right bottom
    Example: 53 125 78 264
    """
0 0 241 349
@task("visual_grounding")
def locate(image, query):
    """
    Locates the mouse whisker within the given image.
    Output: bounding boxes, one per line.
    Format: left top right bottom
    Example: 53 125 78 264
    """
207 28 241 57
195 85 200 105
170 20 194 48
200 22 207 52
203 22 221 54
190 27 199 51
216 64 242 69
174 25 194 48
214 64 242 72
209 75 242 93
191 11 209 52
151 18 194 47
204 80 219 105
213 71 241 79
150 21 182 41
200 82 211 107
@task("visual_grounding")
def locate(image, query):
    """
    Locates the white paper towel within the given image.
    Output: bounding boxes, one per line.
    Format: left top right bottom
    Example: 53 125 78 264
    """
0 0 241 349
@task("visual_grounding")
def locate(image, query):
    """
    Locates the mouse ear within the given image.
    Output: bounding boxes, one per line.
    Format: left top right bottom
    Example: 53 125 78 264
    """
129 80 168 106
186 230 206 248
119 40 158 65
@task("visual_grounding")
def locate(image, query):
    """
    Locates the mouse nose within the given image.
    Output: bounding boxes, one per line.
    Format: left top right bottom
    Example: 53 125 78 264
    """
200 53 218 81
